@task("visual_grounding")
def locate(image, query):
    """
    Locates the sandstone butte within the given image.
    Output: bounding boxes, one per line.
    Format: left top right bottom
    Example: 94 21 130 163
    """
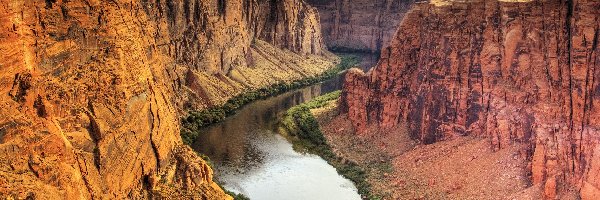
342 0 600 199
308 0 415 53
0 0 336 199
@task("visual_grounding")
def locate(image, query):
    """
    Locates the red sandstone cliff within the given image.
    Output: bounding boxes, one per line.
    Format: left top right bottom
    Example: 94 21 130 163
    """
342 0 600 199
308 0 414 53
0 0 331 198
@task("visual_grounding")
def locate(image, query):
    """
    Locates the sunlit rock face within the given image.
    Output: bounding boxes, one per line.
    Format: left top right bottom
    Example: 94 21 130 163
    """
0 0 332 198
307 0 415 53
341 0 600 199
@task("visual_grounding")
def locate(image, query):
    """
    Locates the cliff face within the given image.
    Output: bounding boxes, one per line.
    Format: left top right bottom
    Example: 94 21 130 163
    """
307 0 414 53
256 0 326 55
342 0 600 199
144 0 335 111
0 0 331 199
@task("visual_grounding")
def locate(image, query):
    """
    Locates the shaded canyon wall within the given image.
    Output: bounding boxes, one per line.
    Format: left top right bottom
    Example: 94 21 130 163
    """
342 0 600 199
307 0 415 53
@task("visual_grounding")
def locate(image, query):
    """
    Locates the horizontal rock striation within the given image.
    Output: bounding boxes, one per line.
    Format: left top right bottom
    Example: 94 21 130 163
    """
342 0 600 199
308 0 414 53
0 0 332 199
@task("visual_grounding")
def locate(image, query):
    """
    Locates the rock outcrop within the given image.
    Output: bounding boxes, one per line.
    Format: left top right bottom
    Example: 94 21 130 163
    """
0 0 332 198
342 0 600 199
307 0 414 53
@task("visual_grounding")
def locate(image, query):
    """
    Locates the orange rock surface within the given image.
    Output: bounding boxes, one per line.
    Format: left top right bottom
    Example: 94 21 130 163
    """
0 0 332 198
342 0 600 199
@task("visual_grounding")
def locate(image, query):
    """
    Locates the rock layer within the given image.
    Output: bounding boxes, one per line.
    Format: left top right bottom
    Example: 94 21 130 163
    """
342 0 600 199
307 0 414 52
0 0 331 198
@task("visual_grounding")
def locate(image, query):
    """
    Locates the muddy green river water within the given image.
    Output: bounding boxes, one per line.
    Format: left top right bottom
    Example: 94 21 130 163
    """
191 73 361 200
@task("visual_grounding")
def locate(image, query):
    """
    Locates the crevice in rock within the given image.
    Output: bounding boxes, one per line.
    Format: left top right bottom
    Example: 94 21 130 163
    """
85 106 102 172
27 158 39 178
141 164 155 196
218 0 226 16
148 80 162 170
45 0 56 9
60 5 69 19
9 73 32 103
25 192 35 200
33 95 47 118
588 27 599 111
76 155 97 199
566 0 574 133
150 133 161 171
93 146 101 172
183 0 191 24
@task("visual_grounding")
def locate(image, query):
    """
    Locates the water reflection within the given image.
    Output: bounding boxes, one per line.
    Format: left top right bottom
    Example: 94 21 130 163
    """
191 73 361 200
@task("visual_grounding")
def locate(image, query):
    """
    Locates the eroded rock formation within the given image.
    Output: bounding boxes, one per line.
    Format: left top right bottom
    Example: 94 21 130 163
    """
342 0 600 199
307 0 414 53
0 0 331 198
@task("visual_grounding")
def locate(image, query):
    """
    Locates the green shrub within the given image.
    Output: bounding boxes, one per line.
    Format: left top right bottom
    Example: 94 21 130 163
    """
178 53 363 199
289 105 326 145
181 55 360 145
279 91 379 200
302 91 341 109
224 190 250 200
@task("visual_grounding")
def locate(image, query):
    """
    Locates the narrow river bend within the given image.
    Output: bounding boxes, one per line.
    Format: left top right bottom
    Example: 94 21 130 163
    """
191 73 361 200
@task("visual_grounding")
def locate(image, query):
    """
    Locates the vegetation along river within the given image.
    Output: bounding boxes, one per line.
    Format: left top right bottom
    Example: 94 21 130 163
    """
191 71 362 200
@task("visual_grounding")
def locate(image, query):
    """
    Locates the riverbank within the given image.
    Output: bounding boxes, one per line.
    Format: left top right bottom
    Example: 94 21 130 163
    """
279 91 379 199
281 91 534 199
181 54 360 145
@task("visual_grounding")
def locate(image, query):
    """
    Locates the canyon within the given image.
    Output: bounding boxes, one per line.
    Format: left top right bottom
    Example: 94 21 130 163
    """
3 0 599 199
307 0 415 71
342 0 600 199
0 0 334 198
308 0 414 53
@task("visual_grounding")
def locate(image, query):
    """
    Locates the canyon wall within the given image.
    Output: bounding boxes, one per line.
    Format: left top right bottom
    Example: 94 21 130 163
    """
0 0 331 199
307 0 414 53
342 0 600 199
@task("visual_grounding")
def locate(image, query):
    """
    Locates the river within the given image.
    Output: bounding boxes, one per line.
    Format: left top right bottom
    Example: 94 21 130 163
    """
190 72 362 200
